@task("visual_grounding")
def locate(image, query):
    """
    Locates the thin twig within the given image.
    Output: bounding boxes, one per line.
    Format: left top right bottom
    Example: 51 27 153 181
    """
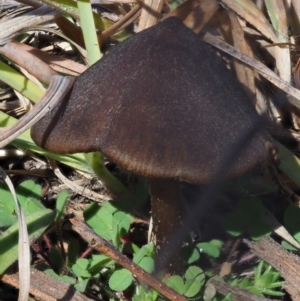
70 216 188 301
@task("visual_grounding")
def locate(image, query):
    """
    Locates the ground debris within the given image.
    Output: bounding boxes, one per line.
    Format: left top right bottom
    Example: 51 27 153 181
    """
245 236 300 301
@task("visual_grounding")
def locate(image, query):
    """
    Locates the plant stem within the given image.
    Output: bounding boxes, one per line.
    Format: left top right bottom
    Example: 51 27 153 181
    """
84 152 133 202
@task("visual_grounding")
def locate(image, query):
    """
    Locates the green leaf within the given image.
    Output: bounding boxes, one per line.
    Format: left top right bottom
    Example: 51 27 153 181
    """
67 238 80 267
89 254 112 275
209 239 223 248
258 288 284 297
111 220 120 248
75 278 89 292
256 273 275 287
134 284 147 298
197 241 221 258
267 281 285 289
101 201 119 214
182 244 200 264
84 202 113 239
247 286 264 296
184 278 203 298
132 243 140 254
17 180 44 214
113 211 133 233
133 244 153 265
45 269 76 284
133 285 158 301
166 275 185 295
72 258 92 278
49 247 63 274
263 264 272 275
0 209 55 274
271 272 281 283
238 277 251 289
185 266 205 281
221 293 232 301
138 257 154 273
109 269 133 291
0 181 15 210
183 266 205 298
55 190 69 222
111 209 134 248
254 260 264 282
0 200 17 227
224 198 271 240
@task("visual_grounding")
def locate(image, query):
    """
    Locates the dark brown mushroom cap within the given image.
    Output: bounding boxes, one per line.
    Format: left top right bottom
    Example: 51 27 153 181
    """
31 17 276 185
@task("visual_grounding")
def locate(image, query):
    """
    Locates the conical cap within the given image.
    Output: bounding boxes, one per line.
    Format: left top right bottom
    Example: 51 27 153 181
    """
31 17 275 184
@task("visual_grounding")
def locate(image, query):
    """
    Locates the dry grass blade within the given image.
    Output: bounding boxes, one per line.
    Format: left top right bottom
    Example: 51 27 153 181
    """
55 16 86 49
0 5 61 45
221 0 278 42
263 208 300 249
137 0 164 31
15 25 88 59
0 96 31 117
203 33 300 106
0 1 32 20
0 167 30 301
264 0 291 83
0 41 55 85
13 0 42 8
164 0 219 34
14 91 32 115
101 2 142 39
6 42 87 76
227 10 256 102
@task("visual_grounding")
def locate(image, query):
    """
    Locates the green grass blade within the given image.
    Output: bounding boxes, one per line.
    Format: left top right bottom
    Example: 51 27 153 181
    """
0 61 44 102
0 209 55 274
77 0 102 65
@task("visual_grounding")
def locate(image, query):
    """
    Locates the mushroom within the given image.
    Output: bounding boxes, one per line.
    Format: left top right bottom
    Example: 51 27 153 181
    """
31 17 277 272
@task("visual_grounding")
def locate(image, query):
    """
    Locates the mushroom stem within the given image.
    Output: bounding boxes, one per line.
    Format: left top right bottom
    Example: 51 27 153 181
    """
84 152 133 202
150 178 183 273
